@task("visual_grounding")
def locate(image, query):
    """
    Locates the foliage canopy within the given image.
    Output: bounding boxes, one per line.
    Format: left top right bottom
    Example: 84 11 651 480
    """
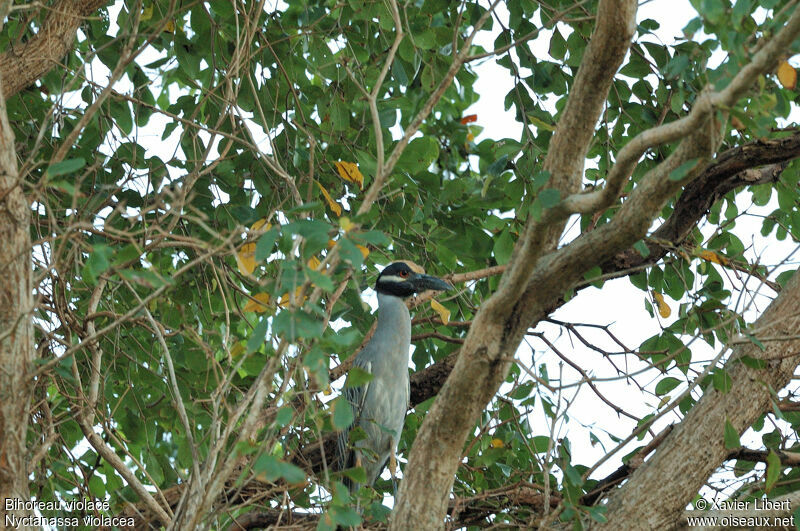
3 0 800 528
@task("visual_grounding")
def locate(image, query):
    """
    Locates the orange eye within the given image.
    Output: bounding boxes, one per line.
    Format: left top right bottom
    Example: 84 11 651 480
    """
399 270 409 278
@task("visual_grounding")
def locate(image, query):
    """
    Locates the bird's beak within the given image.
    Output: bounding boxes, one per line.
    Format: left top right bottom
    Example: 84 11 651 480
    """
411 274 452 292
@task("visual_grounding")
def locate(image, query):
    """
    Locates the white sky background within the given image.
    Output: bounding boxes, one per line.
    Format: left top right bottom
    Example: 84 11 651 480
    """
56 0 800 514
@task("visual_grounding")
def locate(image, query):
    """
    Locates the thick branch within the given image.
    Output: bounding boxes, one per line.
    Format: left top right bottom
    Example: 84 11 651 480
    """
0 40 36 525
597 270 800 529
395 4 800 529
606 133 800 274
0 0 108 98
391 2 638 528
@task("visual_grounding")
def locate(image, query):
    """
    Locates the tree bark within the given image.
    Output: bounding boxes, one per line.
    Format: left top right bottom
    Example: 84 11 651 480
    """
0 0 108 99
0 70 35 521
597 269 800 529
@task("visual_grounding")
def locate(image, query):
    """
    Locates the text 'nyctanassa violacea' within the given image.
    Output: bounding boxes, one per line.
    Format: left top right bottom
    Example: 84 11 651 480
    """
336 261 452 492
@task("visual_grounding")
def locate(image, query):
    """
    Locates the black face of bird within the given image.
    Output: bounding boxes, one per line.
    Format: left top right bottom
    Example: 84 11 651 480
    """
375 261 452 298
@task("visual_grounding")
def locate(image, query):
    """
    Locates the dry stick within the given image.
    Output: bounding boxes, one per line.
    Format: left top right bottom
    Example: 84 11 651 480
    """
68 341 173 523
85 278 108 411
530 331 641 423
134 285 204 493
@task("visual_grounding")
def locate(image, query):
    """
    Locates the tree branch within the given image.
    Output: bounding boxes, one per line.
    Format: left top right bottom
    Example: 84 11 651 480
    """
0 0 109 99
392 2 639 528
597 270 800 528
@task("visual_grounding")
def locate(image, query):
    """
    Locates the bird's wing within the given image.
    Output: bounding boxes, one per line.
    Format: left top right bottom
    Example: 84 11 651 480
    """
336 357 372 474
345 358 371 424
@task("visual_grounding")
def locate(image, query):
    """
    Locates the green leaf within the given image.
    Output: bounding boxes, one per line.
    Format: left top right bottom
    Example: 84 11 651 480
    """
712 368 732 393
330 101 350 131
493 229 514 265
487 154 509 177
275 406 293 427
247 318 270 353
538 188 560 208
338 238 365 268
664 54 689 78
765 450 781 492
344 366 373 388
668 158 700 181
273 310 324 341
633 240 651 257
743 333 766 351
356 230 391 246
532 170 551 191
82 245 113 285
587 506 608 523
397 136 439 173
548 28 567 60
342 465 367 484
331 396 354 430
316 513 336 531
47 158 86 177
723 419 741 449
583 265 603 287
329 506 361 527
306 267 335 292
531 435 551 453
255 228 279 261
253 454 306 484
655 377 681 396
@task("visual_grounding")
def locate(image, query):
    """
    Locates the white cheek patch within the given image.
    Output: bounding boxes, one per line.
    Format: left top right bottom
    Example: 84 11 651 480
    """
380 275 409 284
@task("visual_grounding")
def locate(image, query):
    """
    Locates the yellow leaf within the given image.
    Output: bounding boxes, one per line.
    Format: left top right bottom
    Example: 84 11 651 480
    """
340 217 356 232
327 239 337 249
250 218 271 232
490 438 504 449
307 256 321 270
526 114 556 131
697 249 728 266
141 5 153 21
356 244 370 259
431 299 450 325
334 161 364 189
317 181 342 216
652 291 671 319
278 287 307 308
243 292 270 312
164 20 175 33
777 60 797 90
230 342 246 359
237 243 257 275
323 386 332 396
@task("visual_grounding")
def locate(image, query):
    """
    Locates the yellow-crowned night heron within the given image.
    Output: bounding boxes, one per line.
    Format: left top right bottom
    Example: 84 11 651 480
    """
336 261 452 491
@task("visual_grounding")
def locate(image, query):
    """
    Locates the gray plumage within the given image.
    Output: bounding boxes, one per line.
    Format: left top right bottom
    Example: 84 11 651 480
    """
336 262 451 492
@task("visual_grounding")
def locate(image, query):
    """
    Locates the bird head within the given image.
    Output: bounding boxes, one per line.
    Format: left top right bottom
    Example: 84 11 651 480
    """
375 261 452 298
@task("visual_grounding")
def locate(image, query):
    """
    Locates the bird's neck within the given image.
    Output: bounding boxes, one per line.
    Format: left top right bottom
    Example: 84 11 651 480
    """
376 292 412 345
